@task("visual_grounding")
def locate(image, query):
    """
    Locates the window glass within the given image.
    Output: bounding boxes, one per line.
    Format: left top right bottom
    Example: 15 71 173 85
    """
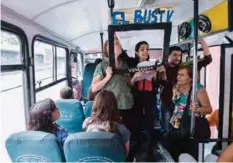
1 31 26 162
85 53 102 65
1 31 22 65
56 47 66 80
77 53 83 80
36 81 67 102
34 41 54 88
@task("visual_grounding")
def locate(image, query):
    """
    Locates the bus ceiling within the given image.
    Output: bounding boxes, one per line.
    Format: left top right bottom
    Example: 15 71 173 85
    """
1 0 233 52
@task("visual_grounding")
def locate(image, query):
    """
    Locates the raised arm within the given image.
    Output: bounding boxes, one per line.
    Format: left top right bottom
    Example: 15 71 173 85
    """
197 40 212 71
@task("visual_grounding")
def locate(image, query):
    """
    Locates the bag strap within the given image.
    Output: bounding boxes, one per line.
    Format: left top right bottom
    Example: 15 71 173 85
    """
183 86 193 117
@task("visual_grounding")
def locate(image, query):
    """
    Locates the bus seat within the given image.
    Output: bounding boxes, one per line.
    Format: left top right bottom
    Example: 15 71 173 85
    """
84 101 93 118
5 131 64 162
64 132 126 162
82 63 97 100
55 99 85 133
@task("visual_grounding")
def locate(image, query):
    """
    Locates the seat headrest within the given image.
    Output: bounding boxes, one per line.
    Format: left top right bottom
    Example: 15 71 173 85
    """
5 131 64 162
55 99 84 133
64 132 126 162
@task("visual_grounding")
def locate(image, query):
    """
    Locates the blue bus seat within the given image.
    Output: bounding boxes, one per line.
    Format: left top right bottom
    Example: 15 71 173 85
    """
55 99 85 133
84 101 93 118
64 132 126 162
5 131 64 162
82 63 97 100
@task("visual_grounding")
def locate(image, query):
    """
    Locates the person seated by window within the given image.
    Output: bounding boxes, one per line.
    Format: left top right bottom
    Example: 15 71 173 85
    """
83 90 130 155
27 98 68 146
94 58 102 65
60 86 73 99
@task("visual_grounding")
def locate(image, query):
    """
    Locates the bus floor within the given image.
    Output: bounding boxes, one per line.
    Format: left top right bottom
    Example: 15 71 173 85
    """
130 128 174 162
149 128 217 162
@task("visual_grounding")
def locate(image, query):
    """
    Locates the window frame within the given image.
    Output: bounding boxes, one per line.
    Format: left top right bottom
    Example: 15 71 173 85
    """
31 35 71 100
1 20 31 124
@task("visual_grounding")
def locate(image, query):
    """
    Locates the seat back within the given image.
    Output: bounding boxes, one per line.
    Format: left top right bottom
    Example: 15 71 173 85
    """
64 132 126 162
82 63 97 100
84 101 93 118
5 131 64 162
55 99 85 133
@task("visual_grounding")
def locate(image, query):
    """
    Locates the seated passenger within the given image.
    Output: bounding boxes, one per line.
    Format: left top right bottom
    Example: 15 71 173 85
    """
60 86 73 99
83 90 130 155
95 58 102 65
27 99 68 146
163 65 212 161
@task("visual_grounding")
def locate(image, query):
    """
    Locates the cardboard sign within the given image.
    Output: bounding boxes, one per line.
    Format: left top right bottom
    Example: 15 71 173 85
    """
112 5 175 25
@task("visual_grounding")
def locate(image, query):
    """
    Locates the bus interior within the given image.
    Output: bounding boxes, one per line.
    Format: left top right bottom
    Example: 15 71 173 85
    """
1 0 233 162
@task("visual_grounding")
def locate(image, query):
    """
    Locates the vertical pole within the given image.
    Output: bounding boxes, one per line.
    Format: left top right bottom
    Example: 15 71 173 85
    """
190 0 199 137
110 8 113 24
100 32 104 58
107 0 115 25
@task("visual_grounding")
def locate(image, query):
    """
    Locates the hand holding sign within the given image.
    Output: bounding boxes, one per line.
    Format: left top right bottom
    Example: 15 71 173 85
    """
132 61 157 81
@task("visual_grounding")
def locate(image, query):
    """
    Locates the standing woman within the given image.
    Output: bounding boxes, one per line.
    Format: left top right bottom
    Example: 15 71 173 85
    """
164 65 212 161
130 41 167 161
91 38 142 134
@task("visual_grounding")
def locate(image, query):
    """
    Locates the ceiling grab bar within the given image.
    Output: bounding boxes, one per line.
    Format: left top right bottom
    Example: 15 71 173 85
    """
190 0 199 138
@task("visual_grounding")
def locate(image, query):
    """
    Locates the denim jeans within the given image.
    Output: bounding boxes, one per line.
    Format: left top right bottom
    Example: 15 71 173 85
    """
160 103 174 133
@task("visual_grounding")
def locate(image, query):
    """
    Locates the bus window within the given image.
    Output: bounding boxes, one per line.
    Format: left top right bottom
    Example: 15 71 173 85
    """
85 52 102 65
71 52 77 78
149 49 163 62
36 81 67 101
56 47 66 80
33 39 69 102
34 41 54 88
1 31 22 65
1 31 26 162
77 52 83 80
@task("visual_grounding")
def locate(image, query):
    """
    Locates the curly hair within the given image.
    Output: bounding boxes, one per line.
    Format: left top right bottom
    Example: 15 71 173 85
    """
27 98 57 133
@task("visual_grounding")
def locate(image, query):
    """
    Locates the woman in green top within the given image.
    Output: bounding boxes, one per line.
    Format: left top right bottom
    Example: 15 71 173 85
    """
163 65 212 161
92 38 143 134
